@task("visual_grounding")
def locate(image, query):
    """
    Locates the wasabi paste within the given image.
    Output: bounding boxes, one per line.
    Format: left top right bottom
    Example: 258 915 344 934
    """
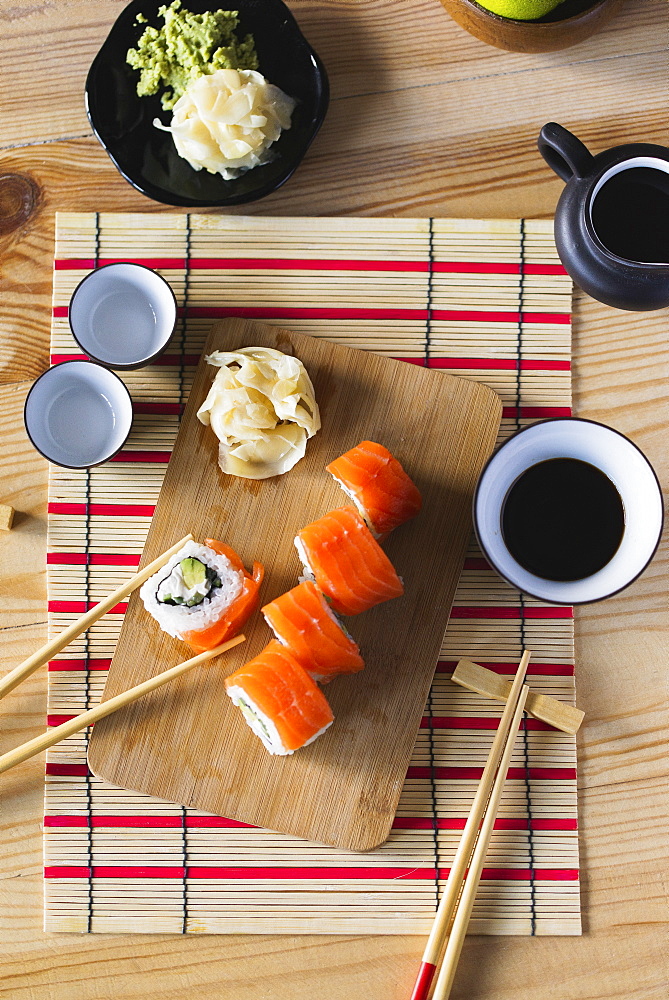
126 0 258 110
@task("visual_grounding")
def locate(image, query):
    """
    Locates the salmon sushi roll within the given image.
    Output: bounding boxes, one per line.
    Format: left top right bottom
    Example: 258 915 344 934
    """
139 538 264 653
295 506 404 616
326 440 422 538
225 640 334 755
262 580 364 683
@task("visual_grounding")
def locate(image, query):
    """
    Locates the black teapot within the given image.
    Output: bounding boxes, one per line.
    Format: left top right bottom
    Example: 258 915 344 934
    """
538 122 669 311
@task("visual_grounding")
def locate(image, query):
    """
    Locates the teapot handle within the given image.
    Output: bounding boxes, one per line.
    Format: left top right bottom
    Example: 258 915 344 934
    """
538 122 593 182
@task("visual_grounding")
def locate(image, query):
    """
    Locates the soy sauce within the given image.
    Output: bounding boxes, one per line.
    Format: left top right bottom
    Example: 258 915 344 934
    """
501 458 625 582
591 167 669 264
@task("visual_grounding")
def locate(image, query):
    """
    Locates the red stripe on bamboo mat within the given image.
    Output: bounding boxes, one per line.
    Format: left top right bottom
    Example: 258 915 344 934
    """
43 865 579 880
186 816 255 829
43 814 576 831
44 815 183 828
48 503 155 517
110 451 171 463
45 763 91 776
47 601 127 615
407 766 576 781
450 606 573 619
45 712 557 732
420 716 554 731
404 357 571 371
47 552 142 565
43 658 575 676
54 256 568 276
392 817 577 831
462 557 493 571
54 258 185 270
133 402 184 415
434 311 569 324
43 815 254 829
49 348 201 366
502 406 572 419
48 659 111 671
44 763 576 781
436 661 575 676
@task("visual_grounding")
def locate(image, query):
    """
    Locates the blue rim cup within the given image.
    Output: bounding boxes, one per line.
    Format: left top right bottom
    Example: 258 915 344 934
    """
24 360 133 469
68 262 177 370
473 418 664 605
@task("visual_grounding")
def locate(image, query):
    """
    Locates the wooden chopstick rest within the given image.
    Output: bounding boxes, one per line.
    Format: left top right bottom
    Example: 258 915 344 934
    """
0 504 15 530
451 658 584 734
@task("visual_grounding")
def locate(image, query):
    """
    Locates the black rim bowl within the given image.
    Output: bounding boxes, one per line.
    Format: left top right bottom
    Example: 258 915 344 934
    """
24 360 133 469
68 262 178 370
86 0 329 207
472 417 665 605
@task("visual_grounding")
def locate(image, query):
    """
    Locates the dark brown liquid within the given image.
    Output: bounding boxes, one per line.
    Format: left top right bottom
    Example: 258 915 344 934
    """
591 167 669 263
502 458 625 582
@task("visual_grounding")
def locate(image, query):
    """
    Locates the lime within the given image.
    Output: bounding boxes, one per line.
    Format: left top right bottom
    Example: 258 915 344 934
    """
476 0 566 19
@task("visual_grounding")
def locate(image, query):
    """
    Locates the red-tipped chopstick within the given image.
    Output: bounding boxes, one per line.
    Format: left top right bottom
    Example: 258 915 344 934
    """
409 649 531 1000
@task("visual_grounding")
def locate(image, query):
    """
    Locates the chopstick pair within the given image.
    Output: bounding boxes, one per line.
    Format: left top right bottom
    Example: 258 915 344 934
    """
410 650 532 1000
0 635 245 775
0 533 196 700
0 532 246 775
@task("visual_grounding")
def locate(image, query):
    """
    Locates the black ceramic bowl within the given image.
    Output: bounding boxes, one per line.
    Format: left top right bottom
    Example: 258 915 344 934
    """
86 0 329 207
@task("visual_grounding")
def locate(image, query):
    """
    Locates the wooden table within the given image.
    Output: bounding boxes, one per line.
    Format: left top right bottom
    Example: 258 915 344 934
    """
1 1 667 997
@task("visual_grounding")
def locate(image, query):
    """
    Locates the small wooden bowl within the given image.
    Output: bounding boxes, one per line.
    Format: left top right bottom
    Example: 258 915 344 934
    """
438 0 625 53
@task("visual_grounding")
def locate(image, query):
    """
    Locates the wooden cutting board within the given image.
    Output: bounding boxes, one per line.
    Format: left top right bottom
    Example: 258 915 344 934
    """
88 319 501 850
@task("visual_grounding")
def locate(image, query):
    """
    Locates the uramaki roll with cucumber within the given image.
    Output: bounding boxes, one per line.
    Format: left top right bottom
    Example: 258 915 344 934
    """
139 538 263 652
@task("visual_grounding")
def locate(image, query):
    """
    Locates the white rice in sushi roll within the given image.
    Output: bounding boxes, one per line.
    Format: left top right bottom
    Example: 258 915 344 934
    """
225 684 333 756
294 534 316 586
325 477 382 538
139 540 243 639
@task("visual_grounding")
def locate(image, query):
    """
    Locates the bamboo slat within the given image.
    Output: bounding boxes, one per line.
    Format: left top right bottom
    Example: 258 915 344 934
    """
44 212 579 937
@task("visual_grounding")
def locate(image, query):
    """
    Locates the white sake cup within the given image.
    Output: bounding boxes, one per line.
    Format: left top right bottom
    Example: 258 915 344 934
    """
24 360 133 468
473 418 664 604
69 262 177 369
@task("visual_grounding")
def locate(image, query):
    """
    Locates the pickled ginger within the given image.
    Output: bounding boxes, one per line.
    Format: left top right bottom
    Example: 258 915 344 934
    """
197 346 320 479
154 68 295 179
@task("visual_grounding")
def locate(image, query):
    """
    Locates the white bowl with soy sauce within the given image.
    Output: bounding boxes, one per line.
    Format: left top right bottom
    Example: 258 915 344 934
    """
473 418 663 604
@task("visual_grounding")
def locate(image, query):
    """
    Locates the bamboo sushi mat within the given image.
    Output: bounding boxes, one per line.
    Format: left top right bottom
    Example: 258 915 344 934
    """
45 212 580 936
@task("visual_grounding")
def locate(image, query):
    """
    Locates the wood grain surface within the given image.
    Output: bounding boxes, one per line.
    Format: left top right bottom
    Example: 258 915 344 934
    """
0 0 667 997
88 319 501 849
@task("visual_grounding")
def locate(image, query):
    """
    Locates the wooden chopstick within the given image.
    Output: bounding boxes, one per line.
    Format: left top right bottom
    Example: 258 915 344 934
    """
0 634 245 775
432 682 529 1000
0 533 193 700
410 650 531 1000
